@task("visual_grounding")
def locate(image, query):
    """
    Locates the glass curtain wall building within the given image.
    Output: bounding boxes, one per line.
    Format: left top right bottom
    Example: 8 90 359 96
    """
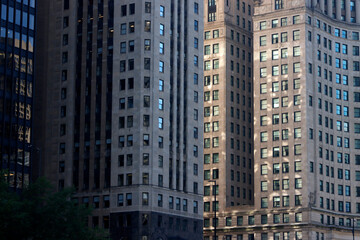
0 0 36 189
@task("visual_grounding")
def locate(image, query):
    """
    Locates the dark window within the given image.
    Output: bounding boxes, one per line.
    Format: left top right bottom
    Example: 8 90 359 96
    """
64 0 69 10
121 5 127 16
129 4 135 14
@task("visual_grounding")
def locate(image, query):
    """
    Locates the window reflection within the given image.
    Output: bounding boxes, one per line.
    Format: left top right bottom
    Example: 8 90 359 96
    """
27 82 32 97
0 27 5 43
15 32 20 48
18 125 24 141
21 79 26 95
14 54 19 70
27 59 33 74
21 56 26 72
26 105 31 120
25 127 31 143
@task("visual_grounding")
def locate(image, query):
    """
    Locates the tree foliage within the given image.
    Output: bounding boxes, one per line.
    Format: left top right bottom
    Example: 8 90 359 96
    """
0 175 108 240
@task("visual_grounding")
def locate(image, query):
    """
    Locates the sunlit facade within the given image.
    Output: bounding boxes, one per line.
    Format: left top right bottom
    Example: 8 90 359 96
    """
204 0 360 239
202 0 254 219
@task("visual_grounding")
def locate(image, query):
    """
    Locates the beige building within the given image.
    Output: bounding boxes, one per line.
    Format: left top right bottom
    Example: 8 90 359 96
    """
202 0 254 232
34 0 204 239
204 0 360 239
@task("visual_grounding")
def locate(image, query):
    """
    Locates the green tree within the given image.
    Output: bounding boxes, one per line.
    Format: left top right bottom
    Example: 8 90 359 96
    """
0 175 108 240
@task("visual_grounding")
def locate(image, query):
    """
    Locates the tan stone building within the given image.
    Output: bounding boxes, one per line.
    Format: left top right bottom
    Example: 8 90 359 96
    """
204 0 360 239
202 0 254 218
34 0 204 239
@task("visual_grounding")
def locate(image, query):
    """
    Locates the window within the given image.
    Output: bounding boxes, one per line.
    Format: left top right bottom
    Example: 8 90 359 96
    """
272 98 280 108
272 19 279 28
260 116 267 126
118 194 124 206
260 36 267 46
272 130 280 141
160 24 164 35
295 178 302 189
294 144 301 155
260 51 267 62
261 148 268 158
62 52 68 63
281 48 288 58
144 39 151 51
158 136 163 148
204 61 211 71
126 193 132 206
272 33 279 43
260 99 267 110
213 106 219 116
143 134 150 146
204 45 210 55
293 15 300 24
293 30 300 40
226 217 232 226
213 44 219 54
159 42 164 54
213 59 219 69
158 117 163 129
194 20 198 31
261 165 268 175
159 61 164 72
260 83 267 93
281 64 288 75
261 181 268 191
295 195 302 206
260 21 267 30
144 20 151 32
294 95 301 105
160 5 165 17
281 80 288 91
293 62 300 73
205 31 211 39
194 3 199 14
293 46 300 56
129 22 135 33
208 12 216 22
194 55 198 66
260 68 267 77
248 216 254 225
272 49 279 60
273 114 280 124
273 196 280 207
145 2 151 13
260 132 268 142
120 24 127 35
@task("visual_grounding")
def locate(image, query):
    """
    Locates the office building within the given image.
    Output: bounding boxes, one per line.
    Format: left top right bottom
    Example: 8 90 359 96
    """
35 0 204 239
0 0 36 189
204 0 360 239
202 0 254 222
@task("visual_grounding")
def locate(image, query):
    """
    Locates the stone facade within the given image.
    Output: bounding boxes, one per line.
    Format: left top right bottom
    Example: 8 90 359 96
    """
204 0 360 239
35 0 204 239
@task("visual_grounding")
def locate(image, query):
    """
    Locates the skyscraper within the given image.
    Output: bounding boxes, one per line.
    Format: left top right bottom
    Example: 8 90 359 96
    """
0 0 36 189
204 0 360 239
35 0 204 239
202 0 254 222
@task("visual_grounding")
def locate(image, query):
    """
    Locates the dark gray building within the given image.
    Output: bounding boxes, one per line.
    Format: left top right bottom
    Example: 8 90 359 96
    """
35 1 204 239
